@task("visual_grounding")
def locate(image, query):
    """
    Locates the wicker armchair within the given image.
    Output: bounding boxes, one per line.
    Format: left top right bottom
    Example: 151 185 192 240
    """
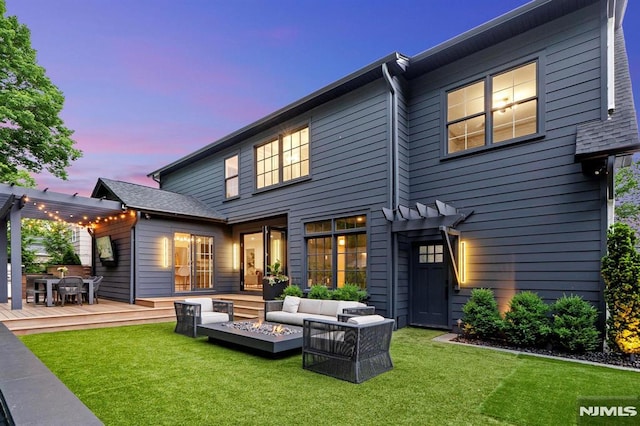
57 276 84 307
174 298 234 338
302 315 395 383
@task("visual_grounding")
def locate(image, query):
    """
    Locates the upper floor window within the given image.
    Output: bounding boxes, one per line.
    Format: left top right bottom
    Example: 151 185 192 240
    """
256 126 309 189
225 155 239 198
447 61 538 154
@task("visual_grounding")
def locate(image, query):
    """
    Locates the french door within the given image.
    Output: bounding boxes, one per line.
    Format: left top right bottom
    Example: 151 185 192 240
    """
241 226 287 291
174 233 214 292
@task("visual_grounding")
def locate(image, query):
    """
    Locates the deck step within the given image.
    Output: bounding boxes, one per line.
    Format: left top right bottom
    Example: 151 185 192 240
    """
135 294 264 320
2 294 266 335
7 309 176 335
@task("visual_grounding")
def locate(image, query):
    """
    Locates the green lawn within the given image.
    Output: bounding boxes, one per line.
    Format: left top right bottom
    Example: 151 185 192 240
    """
20 323 639 425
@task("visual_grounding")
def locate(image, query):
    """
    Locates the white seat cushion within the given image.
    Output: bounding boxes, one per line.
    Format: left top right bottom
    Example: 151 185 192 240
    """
347 314 386 325
298 298 324 315
200 311 230 324
318 300 341 317
185 298 213 312
266 311 333 326
337 301 366 313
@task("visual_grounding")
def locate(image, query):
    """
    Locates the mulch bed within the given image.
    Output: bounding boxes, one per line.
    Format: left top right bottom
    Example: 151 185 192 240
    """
452 336 640 370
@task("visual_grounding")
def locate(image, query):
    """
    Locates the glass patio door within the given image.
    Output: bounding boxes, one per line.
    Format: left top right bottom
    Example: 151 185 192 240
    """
174 233 214 292
268 227 286 274
241 226 287 291
241 232 264 291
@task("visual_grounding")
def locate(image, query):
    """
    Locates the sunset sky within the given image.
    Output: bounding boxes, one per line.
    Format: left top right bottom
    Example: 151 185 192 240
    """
5 0 640 196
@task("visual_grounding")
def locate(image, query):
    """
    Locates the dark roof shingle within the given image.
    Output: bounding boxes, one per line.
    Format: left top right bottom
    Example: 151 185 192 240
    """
576 28 640 158
92 178 225 222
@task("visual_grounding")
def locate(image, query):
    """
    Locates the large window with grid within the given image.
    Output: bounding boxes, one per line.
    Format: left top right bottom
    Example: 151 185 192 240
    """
256 126 309 189
446 61 538 154
305 215 367 289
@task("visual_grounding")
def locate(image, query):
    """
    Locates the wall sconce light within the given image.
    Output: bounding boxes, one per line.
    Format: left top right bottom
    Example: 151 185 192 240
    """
232 243 239 270
162 237 169 268
459 241 467 284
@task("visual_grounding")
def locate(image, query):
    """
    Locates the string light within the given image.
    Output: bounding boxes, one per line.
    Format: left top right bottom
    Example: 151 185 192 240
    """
22 200 134 229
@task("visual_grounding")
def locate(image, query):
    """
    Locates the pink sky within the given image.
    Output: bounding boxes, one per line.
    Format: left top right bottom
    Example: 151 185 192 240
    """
5 0 640 196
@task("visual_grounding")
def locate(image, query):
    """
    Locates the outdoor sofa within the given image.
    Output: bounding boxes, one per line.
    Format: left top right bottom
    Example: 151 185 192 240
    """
264 296 375 326
303 314 395 383
174 298 234 338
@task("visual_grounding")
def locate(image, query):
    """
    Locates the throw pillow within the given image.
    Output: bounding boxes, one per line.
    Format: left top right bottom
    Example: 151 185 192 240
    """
282 296 301 313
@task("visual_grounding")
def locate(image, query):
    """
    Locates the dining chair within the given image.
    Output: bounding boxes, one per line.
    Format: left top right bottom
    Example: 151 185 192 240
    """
57 276 84 306
82 276 103 304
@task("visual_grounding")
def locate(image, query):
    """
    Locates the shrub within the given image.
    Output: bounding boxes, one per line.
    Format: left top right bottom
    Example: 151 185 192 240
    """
61 247 81 265
332 283 368 302
503 291 551 348
601 223 640 355
550 294 599 353
279 284 303 299
461 288 503 340
308 284 332 300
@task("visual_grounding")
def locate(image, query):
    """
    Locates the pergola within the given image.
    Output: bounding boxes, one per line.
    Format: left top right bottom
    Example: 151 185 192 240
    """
0 183 124 309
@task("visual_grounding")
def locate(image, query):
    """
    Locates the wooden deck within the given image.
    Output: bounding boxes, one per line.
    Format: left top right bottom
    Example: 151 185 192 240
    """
0 294 264 335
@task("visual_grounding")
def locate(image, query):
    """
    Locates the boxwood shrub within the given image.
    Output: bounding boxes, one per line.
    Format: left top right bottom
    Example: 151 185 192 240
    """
550 294 599 353
461 288 503 340
331 283 368 302
503 291 551 348
308 284 332 300
279 284 303 299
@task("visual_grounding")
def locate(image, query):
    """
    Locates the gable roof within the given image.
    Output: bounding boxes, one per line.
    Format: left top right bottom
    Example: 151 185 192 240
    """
91 178 225 223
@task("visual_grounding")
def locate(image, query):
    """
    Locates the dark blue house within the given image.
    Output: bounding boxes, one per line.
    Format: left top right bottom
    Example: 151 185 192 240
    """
91 0 639 330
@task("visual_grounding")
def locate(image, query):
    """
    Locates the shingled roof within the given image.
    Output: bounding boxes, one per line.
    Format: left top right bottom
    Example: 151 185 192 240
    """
575 28 640 159
91 178 225 222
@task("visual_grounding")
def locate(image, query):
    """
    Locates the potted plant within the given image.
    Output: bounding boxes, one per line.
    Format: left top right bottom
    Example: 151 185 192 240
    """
56 266 68 278
262 260 289 300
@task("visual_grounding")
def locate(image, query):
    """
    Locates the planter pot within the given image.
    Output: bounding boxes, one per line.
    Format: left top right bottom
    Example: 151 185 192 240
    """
262 278 288 300
46 265 90 278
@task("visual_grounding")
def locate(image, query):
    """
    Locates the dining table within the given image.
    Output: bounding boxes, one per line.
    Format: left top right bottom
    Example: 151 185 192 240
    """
33 278 95 307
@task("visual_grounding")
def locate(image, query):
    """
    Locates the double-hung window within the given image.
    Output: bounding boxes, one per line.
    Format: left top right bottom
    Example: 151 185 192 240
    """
225 155 239 198
446 61 538 154
256 126 309 189
305 215 367 289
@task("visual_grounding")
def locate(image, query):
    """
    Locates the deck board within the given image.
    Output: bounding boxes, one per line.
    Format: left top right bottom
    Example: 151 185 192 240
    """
0 294 264 334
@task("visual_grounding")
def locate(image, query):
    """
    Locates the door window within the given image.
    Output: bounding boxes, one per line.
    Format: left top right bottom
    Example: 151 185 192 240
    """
419 244 444 264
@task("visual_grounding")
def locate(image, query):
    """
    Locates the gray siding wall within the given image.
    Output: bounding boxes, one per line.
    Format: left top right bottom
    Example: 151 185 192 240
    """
161 81 393 314
134 218 232 298
154 2 609 327
406 3 604 324
94 215 135 303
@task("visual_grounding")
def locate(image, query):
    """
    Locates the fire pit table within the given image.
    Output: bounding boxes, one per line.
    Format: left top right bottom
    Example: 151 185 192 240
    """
197 320 303 355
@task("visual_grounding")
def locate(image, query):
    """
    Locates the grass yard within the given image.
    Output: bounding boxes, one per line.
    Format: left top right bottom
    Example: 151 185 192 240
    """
20 323 640 425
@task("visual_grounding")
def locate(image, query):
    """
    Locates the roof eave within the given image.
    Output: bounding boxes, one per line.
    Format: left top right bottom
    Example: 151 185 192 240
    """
404 0 602 79
137 208 226 224
148 52 409 179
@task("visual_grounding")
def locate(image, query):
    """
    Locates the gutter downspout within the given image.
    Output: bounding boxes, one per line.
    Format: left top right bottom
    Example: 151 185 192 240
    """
382 62 400 323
